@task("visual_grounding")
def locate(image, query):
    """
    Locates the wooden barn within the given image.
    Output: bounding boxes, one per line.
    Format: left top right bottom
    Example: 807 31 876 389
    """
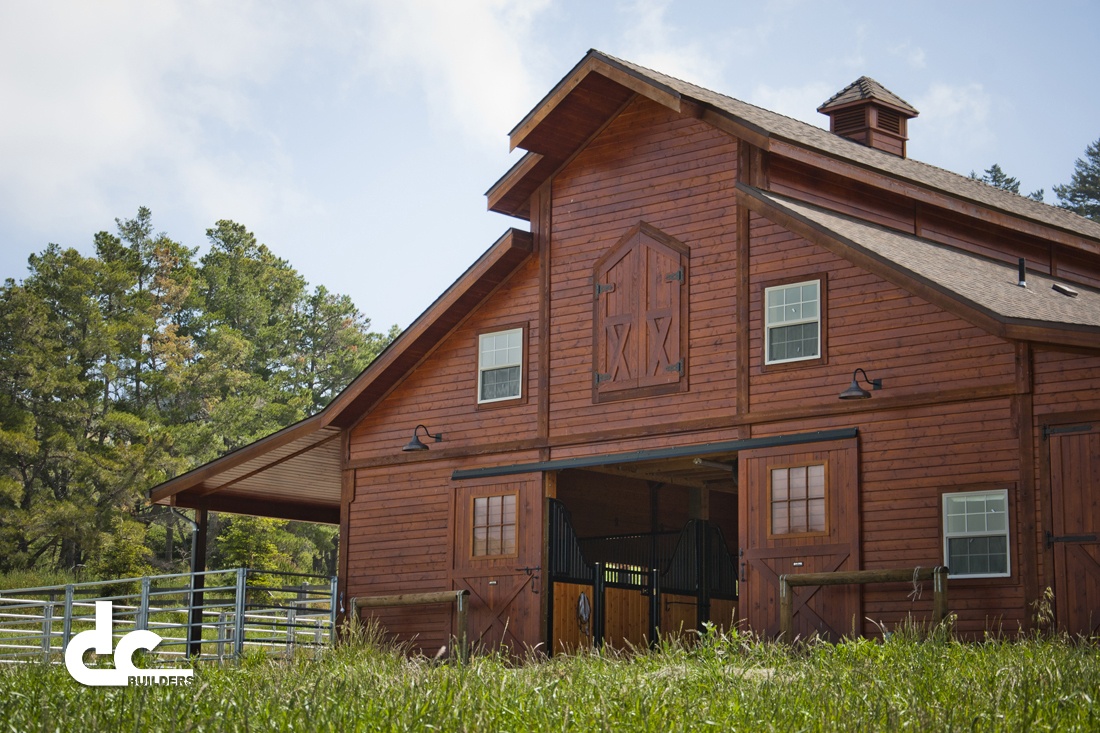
151 50 1100 651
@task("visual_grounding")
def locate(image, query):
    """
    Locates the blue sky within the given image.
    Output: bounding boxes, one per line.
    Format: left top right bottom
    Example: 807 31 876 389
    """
2 0 1098 330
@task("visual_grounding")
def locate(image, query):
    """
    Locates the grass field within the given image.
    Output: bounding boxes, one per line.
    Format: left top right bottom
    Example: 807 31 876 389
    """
2 623 1098 732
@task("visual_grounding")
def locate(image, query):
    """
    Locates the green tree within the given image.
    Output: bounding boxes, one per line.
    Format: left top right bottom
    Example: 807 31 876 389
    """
970 164 1044 202
1053 138 1100 221
0 208 395 579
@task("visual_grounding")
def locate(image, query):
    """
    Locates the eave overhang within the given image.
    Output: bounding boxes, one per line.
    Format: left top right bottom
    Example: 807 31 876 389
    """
148 227 535 520
489 50 1100 257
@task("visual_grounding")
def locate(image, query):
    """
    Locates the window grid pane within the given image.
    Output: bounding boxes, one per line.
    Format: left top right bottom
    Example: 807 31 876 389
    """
478 329 522 402
765 281 821 364
943 490 1010 577
472 494 518 557
771 465 826 535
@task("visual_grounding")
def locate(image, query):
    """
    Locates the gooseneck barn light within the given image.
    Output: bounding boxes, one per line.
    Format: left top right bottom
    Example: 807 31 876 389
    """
402 424 443 452
838 368 883 400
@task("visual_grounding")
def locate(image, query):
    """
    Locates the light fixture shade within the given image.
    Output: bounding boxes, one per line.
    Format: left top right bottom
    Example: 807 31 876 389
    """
402 434 430 452
402 424 442 452
838 368 881 400
838 378 871 400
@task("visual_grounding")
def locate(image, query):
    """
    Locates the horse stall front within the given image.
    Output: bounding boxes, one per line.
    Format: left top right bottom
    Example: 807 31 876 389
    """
547 467 738 654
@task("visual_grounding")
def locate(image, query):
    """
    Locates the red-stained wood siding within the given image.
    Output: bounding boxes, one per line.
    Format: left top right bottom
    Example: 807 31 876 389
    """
1033 350 1100 418
746 212 1017 414
348 256 541 463
547 97 739 437
751 399 1027 637
347 461 453 653
1031 349 1100 600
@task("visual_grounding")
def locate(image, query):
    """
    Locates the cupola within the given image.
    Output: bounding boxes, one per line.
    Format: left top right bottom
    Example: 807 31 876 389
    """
818 77 919 158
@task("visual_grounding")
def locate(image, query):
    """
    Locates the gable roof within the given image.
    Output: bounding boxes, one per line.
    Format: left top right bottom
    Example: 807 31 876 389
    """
738 184 1100 349
148 228 534 515
817 76 919 115
490 50 1100 252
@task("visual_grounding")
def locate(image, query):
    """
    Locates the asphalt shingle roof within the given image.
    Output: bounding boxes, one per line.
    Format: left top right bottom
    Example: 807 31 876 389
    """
754 188 1100 329
817 76 919 115
597 51 1100 245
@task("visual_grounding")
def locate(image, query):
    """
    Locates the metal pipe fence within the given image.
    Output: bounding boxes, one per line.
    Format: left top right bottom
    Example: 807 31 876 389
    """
0 568 337 665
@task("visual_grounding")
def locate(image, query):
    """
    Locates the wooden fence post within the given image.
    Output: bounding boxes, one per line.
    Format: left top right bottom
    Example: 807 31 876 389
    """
932 566 949 624
778 575 793 642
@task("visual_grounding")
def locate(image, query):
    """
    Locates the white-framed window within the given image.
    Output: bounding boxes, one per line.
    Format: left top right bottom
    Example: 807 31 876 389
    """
764 280 820 364
942 489 1010 578
478 328 523 404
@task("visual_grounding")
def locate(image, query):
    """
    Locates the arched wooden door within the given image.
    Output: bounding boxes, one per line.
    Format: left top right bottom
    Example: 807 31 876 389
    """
1048 422 1100 635
739 438 860 640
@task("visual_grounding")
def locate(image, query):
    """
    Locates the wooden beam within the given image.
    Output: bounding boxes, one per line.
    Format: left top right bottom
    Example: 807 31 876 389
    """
485 152 543 214
769 139 1100 255
174 491 339 524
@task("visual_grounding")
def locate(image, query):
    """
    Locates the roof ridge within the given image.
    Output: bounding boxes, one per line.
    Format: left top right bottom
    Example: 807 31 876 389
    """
592 50 1100 242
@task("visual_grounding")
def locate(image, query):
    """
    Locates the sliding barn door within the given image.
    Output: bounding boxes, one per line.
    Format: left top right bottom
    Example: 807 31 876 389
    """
1049 423 1100 635
739 439 860 640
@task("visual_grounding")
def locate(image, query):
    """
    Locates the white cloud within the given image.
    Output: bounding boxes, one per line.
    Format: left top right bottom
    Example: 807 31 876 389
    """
0 1 319 244
910 82 995 167
613 0 725 89
890 41 927 69
352 0 552 150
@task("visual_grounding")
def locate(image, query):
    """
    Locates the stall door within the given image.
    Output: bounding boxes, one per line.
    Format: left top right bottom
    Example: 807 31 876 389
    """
453 478 542 653
739 439 860 640
1049 423 1100 635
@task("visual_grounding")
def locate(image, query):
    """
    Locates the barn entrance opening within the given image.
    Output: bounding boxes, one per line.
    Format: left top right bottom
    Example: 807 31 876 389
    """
548 462 738 653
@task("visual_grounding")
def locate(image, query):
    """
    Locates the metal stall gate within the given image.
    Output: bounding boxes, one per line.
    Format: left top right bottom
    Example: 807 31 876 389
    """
547 499 737 652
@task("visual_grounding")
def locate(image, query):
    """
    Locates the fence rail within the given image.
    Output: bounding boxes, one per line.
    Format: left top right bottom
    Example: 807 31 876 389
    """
0 568 337 665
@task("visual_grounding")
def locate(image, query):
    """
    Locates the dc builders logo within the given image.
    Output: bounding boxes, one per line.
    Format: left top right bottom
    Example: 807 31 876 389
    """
65 601 194 687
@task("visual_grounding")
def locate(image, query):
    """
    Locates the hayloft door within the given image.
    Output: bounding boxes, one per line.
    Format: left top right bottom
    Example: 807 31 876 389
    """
1048 423 1100 635
739 439 860 640
452 477 542 652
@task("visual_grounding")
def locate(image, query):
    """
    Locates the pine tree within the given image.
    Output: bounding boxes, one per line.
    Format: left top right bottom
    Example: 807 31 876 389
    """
1053 138 1100 221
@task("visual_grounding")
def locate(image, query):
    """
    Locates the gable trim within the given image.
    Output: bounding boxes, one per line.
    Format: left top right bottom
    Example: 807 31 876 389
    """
509 51 681 152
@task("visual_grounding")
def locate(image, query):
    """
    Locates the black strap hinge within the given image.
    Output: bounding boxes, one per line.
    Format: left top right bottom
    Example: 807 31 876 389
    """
596 282 616 295
1043 424 1092 439
1046 531 1099 548
664 360 683 374
594 372 612 384
665 269 684 282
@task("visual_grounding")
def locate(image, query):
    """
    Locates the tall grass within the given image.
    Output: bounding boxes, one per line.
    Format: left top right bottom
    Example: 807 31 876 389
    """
2 624 1098 731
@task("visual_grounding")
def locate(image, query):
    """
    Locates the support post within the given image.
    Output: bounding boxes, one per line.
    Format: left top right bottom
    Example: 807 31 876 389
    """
137 576 151 631
779 575 793 641
932 566 949 624
187 508 208 659
456 591 469 663
61 584 74 650
233 567 247 658
696 521 711 631
648 568 661 648
592 562 605 649
41 598 54 661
